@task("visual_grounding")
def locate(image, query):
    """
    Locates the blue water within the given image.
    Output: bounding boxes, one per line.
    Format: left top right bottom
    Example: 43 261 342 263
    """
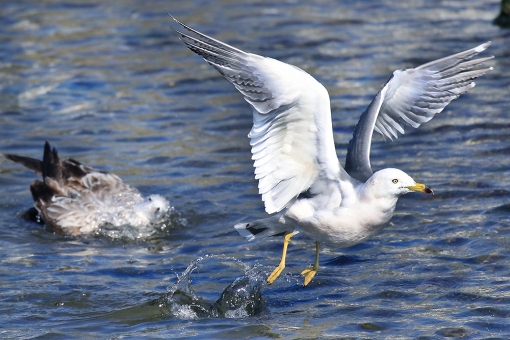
1 0 510 338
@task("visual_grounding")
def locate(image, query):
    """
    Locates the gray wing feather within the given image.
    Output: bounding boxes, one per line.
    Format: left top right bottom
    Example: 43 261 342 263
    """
345 42 493 182
171 17 280 114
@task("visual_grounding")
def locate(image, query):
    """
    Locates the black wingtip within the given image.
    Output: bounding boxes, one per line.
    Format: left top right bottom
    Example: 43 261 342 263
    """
41 141 61 180
167 12 191 34
166 11 178 22
167 11 183 35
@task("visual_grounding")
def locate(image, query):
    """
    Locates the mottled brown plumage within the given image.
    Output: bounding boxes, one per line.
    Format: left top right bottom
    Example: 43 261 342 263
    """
4 142 169 236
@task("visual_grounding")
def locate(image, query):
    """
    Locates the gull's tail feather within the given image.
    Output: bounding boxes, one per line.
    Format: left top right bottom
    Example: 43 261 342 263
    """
4 142 69 234
234 214 296 241
3 141 63 185
41 141 63 182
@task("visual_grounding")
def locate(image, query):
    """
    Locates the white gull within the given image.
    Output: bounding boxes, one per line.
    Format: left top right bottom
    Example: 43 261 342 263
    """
172 15 493 285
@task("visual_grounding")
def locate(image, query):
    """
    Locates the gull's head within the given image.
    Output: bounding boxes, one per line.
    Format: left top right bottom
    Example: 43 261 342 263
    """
368 168 433 198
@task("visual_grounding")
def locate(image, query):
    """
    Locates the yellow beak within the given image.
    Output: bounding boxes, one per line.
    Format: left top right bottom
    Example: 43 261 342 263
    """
407 182 434 194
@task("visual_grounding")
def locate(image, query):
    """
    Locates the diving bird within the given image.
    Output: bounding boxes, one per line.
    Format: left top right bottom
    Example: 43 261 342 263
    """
3 142 169 236
171 15 493 285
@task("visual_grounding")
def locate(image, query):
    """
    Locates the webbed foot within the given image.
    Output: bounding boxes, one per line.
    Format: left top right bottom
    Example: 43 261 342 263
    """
301 267 317 286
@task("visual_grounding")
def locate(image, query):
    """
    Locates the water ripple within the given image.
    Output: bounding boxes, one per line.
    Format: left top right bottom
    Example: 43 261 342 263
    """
1 0 509 338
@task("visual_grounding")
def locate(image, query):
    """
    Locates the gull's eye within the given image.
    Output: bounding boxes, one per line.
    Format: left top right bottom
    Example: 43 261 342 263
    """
392 179 398 184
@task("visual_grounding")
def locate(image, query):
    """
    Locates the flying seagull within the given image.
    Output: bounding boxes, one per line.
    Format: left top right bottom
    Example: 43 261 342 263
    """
171 15 493 285
4 142 169 236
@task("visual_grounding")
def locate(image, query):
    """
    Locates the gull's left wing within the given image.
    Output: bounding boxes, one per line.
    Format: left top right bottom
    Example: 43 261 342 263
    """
345 43 493 182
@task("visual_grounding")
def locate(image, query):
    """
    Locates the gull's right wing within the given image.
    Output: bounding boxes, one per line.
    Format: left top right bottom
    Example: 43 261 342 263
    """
171 15 342 214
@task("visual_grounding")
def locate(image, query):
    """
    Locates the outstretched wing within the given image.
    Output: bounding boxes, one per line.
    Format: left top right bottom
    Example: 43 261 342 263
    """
172 15 341 214
345 42 493 182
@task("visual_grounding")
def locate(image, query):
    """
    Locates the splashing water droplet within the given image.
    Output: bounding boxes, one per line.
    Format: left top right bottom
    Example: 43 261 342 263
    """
159 256 266 319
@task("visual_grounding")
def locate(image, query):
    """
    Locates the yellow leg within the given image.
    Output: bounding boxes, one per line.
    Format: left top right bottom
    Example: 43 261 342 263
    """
301 241 320 286
267 232 294 284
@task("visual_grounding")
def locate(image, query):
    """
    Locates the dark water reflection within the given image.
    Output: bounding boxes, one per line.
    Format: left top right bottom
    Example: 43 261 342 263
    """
1 0 510 338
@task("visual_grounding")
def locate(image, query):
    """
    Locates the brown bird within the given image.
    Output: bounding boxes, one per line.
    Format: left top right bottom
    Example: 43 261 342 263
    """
4 142 169 236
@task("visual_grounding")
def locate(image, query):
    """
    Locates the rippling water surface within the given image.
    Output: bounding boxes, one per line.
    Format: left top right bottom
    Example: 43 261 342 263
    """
1 0 510 338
